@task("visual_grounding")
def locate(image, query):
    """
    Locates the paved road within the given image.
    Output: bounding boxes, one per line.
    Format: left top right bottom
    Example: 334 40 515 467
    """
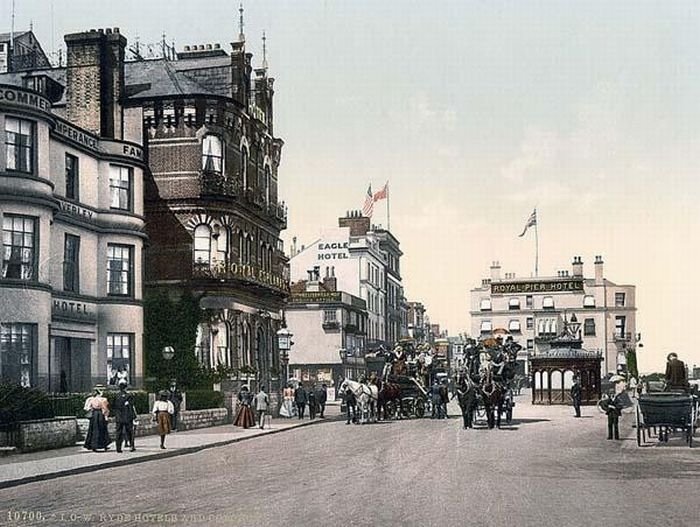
1 395 699 527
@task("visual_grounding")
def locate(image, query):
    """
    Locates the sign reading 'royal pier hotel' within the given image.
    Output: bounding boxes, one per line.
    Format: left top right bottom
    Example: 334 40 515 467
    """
491 279 584 295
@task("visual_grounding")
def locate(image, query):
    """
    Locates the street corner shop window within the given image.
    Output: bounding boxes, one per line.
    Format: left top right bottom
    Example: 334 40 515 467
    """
107 244 133 296
109 165 132 211
202 135 223 174
2 215 37 280
5 116 34 173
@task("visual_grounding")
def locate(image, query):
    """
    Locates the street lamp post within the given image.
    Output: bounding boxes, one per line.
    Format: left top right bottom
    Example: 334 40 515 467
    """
162 345 175 386
277 327 293 383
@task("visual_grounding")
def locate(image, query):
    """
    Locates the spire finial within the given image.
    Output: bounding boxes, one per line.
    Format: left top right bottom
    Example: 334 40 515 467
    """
238 2 245 43
262 30 268 70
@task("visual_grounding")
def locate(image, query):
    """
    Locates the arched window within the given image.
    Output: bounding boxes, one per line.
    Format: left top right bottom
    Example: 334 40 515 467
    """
241 147 249 190
246 235 253 265
264 166 271 205
193 225 212 267
215 225 229 265
202 135 223 174
268 246 273 272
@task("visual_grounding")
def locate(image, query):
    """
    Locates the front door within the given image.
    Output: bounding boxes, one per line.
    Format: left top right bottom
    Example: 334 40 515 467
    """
56 337 92 392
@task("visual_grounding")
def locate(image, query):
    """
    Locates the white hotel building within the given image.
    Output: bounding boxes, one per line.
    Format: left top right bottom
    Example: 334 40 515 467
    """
470 256 637 376
290 211 390 348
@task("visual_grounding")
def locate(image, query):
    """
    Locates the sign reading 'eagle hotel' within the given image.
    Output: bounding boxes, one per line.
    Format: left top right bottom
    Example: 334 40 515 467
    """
491 279 584 295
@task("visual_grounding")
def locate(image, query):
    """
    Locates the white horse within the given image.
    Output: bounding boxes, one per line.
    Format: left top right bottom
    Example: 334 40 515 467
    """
340 379 379 424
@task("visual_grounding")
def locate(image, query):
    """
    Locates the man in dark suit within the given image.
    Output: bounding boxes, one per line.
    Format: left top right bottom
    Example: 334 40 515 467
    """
316 384 328 418
602 392 623 440
570 376 582 417
112 380 137 452
344 386 357 424
294 383 307 419
665 353 688 391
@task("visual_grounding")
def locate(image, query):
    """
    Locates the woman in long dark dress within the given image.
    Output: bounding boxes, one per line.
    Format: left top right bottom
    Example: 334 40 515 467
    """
83 387 111 451
233 386 256 428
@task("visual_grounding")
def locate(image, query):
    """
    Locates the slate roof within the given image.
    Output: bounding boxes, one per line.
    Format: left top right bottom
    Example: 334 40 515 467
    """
0 54 234 102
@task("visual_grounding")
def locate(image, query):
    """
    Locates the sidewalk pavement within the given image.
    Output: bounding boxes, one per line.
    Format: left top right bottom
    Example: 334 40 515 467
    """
0 402 343 489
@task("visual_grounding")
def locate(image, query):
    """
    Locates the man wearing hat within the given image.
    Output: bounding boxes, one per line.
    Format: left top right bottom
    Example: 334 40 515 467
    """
112 379 137 452
665 353 688 391
570 376 582 418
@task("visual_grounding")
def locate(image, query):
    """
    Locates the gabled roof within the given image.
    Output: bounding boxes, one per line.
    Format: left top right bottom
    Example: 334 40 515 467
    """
0 31 29 42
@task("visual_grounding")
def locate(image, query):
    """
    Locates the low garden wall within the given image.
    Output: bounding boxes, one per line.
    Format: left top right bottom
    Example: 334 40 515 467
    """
0 417 78 453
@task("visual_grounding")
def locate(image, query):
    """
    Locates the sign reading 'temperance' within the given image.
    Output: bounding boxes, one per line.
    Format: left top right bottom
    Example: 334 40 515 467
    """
491 279 584 295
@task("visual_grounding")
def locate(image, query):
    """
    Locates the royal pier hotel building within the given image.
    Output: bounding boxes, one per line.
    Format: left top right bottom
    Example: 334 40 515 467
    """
470 256 637 376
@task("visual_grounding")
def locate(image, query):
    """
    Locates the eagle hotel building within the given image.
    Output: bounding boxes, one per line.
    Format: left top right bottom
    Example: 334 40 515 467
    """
0 29 146 391
470 256 637 376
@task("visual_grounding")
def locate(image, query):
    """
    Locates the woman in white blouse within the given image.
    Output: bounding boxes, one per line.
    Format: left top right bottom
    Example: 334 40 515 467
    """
152 391 175 449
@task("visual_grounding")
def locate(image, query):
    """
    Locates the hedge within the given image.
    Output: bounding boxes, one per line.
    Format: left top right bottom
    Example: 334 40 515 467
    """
186 390 225 410
48 391 150 418
0 384 54 424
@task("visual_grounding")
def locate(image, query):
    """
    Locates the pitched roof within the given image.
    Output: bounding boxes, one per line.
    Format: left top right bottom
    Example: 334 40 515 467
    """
0 31 29 42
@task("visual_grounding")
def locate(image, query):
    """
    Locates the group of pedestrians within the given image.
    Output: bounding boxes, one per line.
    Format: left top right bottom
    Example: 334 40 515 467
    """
291 383 328 420
233 383 328 429
83 379 183 452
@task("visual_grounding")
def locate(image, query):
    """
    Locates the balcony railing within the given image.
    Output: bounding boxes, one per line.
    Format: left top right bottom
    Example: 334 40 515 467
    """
614 332 632 342
322 321 340 330
193 261 290 294
200 170 240 197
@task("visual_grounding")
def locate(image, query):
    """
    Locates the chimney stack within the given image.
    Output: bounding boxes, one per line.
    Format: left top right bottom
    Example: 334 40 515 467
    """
338 211 370 236
490 261 501 281
65 27 126 138
594 255 604 284
572 256 583 277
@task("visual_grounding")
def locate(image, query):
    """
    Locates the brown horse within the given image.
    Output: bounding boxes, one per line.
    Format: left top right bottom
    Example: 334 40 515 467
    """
377 379 402 420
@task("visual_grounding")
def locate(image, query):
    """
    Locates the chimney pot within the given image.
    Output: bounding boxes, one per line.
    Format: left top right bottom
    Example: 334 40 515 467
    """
106 28 112 34
98 28 104 34
207 44 212 50
184 45 190 51
90 29 96 33
199 45 205 50
214 43 220 49
114 27 120 34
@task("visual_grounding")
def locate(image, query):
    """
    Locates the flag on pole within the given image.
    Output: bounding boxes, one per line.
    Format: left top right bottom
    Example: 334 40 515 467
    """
362 184 374 217
373 181 388 202
518 209 537 237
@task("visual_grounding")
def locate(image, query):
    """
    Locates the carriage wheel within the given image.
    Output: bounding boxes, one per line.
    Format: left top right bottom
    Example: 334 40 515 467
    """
415 399 425 418
385 401 396 420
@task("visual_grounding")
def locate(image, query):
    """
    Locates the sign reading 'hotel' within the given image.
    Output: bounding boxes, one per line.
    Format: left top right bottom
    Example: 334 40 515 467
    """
491 279 584 295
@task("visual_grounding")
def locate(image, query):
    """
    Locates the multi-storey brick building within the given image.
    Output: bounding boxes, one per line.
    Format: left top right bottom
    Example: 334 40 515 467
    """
0 29 146 390
470 256 637 376
133 37 289 392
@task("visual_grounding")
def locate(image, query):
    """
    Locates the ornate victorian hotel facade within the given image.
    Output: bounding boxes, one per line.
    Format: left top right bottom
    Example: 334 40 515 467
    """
0 29 146 390
470 257 637 376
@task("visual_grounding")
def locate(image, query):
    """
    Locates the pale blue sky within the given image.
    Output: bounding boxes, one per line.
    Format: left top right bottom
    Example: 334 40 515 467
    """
5 0 699 372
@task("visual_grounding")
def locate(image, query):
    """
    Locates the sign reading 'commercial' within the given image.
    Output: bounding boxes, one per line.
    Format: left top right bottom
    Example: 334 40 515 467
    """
0 87 51 112
491 279 584 295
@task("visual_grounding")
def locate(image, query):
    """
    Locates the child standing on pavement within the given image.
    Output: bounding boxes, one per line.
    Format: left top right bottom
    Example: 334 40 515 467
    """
152 390 175 449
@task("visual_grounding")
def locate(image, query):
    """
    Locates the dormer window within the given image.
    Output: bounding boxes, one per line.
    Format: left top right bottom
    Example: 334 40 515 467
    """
202 135 223 174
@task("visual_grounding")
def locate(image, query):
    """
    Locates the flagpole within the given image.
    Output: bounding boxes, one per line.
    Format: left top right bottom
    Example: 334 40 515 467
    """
534 209 539 277
387 183 390 231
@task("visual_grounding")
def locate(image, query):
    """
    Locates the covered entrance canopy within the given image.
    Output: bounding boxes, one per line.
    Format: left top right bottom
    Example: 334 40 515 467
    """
530 315 602 405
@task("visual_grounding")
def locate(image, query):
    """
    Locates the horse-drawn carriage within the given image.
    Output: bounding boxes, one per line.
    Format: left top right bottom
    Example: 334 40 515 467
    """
454 336 520 429
635 391 698 447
